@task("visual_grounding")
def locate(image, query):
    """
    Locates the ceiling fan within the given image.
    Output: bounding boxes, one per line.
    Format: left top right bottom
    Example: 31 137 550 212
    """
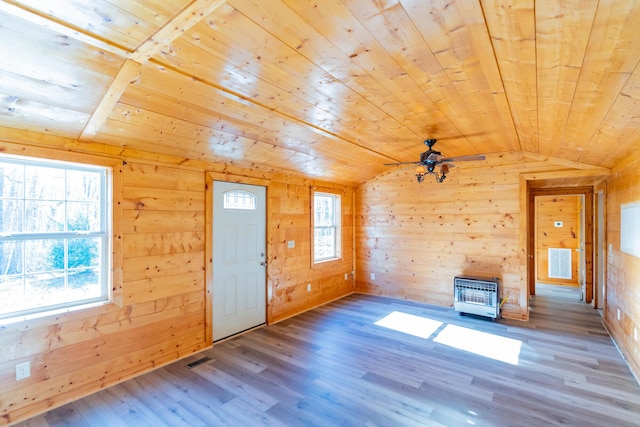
384 139 486 183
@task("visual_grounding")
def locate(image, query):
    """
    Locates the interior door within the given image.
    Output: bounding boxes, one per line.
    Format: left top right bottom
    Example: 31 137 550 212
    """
213 181 266 341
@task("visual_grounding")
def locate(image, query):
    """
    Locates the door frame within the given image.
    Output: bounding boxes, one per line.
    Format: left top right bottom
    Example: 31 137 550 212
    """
527 186 594 302
205 172 270 345
594 182 607 311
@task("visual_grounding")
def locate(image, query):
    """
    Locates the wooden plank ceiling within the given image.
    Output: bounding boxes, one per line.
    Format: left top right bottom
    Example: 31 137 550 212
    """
0 0 639 185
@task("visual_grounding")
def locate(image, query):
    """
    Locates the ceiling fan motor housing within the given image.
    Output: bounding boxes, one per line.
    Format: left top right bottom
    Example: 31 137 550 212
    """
420 150 440 163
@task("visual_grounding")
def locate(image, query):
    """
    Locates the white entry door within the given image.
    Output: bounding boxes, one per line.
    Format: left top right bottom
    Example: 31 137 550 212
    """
213 181 266 341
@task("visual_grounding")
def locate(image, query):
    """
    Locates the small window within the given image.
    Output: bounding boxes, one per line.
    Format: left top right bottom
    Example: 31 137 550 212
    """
0 154 110 319
313 191 341 262
223 190 256 210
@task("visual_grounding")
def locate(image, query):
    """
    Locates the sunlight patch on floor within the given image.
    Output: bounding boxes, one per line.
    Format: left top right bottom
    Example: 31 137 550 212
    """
434 324 522 365
375 311 522 365
374 311 443 339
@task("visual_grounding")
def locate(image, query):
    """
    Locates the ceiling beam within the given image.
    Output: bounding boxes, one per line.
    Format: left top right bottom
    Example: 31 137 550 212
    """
80 60 142 141
130 0 228 62
2 0 228 141
77 0 228 141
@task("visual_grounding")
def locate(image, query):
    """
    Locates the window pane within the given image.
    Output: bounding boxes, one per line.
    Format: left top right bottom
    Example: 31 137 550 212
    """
0 241 23 275
315 194 335 227
25 273 66 308
25 200 65 232
25 239 63 273
0 161 24 198
0 276 25 314
0 200 23 233
25 165 65 200
68 267 101 297
314 227 335 260
67 170 101 202
68 237 100 269
67 202 100 231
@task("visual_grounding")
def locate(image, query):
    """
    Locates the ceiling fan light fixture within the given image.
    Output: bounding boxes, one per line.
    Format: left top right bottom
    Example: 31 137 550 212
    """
415 164 427 183
415 163 447 183
390 138 485 184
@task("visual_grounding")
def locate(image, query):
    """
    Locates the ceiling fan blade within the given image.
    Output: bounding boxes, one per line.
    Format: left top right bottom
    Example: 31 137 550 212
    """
426 153 443 161
441 155 486 163
383 161 420 166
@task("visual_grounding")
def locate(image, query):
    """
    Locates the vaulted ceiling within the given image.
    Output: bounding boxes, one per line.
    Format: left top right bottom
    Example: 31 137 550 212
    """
1 0 639 186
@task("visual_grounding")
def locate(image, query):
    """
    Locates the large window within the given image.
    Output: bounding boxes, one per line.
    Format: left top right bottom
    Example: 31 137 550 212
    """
0 155 110 319
313 191 341 262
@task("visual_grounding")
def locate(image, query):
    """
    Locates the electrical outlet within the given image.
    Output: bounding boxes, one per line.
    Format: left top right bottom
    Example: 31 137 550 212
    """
370 273 375 280
307 283 311 292
344 273 348 280
617 308 621 321
16 362 30 381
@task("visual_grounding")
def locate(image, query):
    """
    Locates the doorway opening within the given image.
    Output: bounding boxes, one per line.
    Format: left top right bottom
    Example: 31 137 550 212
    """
527 187 594 304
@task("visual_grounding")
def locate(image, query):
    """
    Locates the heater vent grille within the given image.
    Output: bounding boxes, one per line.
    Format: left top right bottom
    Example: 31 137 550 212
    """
186 356 212 369
454 275 500 319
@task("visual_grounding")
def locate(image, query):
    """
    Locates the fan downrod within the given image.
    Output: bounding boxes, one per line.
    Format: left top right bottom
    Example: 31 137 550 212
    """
424 138 437 148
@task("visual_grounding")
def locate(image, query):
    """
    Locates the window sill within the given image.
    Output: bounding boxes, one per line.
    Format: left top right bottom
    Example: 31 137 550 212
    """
312 257 343 270
0 299 112 327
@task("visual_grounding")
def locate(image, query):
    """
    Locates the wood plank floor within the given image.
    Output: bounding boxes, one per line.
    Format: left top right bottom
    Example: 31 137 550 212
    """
15 285 640 426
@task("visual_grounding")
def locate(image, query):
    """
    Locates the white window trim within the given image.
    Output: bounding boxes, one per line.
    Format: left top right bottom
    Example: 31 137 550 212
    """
0 153 113 320
312 189 342 264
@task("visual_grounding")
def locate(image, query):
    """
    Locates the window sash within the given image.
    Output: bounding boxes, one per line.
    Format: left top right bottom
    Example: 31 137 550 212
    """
314 226 337 261
313 191 341 262
0 155 110 319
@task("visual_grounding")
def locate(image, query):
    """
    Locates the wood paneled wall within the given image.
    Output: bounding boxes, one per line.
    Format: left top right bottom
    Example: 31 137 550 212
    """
535 195 581 285
355 152 597 320
267 180 355 323
0 150 209 425
604 152 640 381
0 139 355 425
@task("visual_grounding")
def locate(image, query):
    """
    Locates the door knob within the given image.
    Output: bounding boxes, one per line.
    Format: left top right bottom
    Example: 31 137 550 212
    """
260 261 267 267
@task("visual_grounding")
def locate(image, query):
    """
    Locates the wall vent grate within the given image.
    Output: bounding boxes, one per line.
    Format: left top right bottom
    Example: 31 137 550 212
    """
548 248 572 279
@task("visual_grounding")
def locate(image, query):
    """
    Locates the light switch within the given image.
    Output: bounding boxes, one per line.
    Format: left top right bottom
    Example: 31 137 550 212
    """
287 240 295 249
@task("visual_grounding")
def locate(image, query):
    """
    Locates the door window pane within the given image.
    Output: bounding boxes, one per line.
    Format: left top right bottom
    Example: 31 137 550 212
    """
223 190 257 210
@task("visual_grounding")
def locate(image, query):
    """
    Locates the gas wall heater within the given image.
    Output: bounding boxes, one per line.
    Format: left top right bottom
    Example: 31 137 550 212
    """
454 275 501 319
